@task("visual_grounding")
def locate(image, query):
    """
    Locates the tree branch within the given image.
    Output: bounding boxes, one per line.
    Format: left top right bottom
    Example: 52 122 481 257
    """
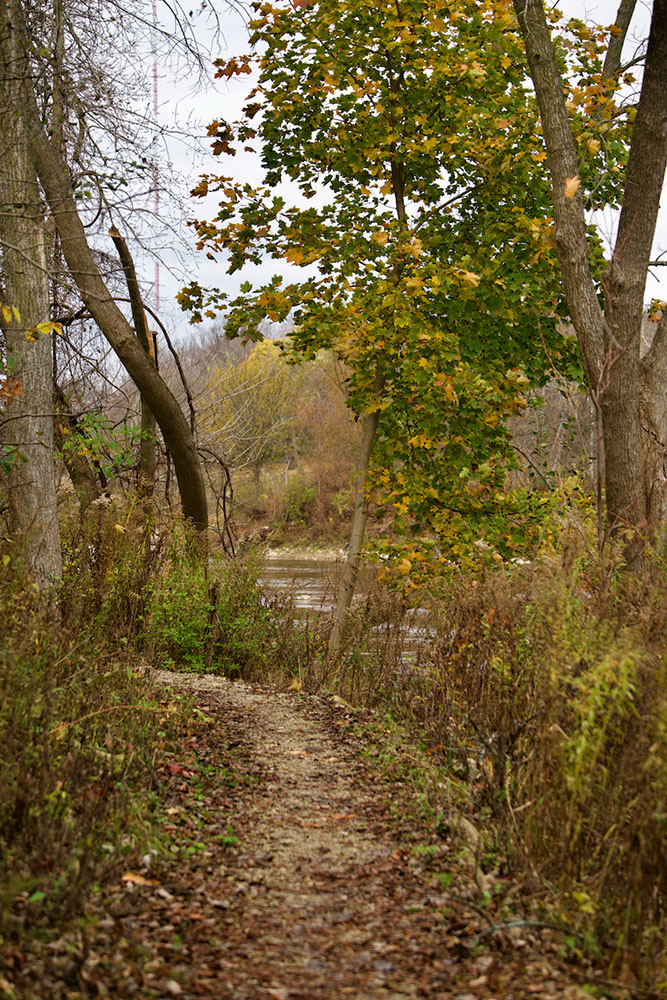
513 0 605 382
602 0 637 81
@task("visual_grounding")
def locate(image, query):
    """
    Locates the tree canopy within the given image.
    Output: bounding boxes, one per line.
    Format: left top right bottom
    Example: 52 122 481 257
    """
181 0 579 576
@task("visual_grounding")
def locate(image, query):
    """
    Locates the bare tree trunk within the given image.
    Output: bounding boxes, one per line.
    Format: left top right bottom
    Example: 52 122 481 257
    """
53 384 105 511
327 371 384 662
642 313 667 525
25 104 208 530
0 1 62 582
3 0 206 530
603 1 667 531
110 226 157 494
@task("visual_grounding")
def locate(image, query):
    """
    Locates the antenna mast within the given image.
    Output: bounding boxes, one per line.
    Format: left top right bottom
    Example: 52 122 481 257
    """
152 0 160 314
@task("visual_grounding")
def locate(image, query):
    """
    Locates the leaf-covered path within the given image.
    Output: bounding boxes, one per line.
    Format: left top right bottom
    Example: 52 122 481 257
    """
51 670 592 1000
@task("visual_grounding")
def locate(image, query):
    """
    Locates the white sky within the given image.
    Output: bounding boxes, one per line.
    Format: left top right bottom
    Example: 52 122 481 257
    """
151 0 666 335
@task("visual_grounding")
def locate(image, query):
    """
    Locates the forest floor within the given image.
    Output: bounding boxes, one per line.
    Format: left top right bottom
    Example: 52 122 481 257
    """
6 670 610 1000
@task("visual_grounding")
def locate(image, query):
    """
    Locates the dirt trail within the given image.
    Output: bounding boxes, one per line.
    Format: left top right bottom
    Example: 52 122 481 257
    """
10 668 589 1000
152 668 443 999
130 669 585 1000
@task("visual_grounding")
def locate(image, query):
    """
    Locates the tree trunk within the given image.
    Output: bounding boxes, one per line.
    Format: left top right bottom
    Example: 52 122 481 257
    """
327 371 384 662
4 0 206 531
603 0 667 531
110 226 157 494
53 384 105 511
27 121 207 529
513 0 667 541
642 313 667 525
0 0 62 582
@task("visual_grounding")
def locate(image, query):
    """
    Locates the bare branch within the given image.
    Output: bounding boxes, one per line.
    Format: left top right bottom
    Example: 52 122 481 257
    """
602 0 637 81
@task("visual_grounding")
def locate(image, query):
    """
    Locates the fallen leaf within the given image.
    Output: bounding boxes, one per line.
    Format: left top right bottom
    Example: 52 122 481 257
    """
0 977 15 998
121 871 160 887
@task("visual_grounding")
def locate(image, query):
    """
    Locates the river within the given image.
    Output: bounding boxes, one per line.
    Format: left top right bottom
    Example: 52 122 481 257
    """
260 549 434 664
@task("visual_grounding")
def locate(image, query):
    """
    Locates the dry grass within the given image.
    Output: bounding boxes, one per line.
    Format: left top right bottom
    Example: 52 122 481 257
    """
317 539 666 986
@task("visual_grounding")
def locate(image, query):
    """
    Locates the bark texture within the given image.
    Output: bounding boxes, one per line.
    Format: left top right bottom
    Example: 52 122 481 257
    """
110 226 158 493
514 0 667 535
327 372 384 661
28 121 207 529
0 1 62 582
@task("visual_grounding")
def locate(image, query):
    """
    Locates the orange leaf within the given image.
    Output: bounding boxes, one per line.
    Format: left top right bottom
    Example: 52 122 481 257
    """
564 176 581 198
121 871 160 887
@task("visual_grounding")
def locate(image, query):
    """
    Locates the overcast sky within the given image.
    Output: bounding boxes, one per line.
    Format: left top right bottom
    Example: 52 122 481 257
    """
150 0 665 336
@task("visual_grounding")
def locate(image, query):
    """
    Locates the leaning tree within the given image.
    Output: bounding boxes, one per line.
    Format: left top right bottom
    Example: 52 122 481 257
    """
1 0 211 555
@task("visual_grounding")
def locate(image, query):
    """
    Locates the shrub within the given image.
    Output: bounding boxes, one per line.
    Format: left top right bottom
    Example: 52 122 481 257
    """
0 554 164 935
283 473 316 525
142 530 307 680
416 546 666 984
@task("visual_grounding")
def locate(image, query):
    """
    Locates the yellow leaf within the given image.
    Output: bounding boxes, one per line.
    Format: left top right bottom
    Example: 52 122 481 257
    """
35 321 63 335
587 138 600 154
398 558 412 575
121 872 160 887
461 270 480 288
405 276 424 294
372 230 388 247
114 523 126 534
1 304 13 325
564 176 581 198
285 247 305 264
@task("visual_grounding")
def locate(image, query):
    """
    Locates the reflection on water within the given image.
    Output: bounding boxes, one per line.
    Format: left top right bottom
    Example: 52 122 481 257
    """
260 553 341 613
260 550 433 663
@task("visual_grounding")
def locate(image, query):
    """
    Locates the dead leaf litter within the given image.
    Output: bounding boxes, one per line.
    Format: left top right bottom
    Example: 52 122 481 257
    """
3 669 614 999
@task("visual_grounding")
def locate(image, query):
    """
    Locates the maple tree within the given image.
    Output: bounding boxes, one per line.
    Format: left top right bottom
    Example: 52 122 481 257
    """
182 0 577 641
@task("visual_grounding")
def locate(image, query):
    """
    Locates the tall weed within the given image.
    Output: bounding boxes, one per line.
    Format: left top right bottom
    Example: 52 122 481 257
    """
322 537 666 984
0 552 164 934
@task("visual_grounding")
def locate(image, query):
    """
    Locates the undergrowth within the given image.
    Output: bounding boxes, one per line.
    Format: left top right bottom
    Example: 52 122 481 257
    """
2 494 664 991
0 560 169 942
0 499 305 962
317 533 666 988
